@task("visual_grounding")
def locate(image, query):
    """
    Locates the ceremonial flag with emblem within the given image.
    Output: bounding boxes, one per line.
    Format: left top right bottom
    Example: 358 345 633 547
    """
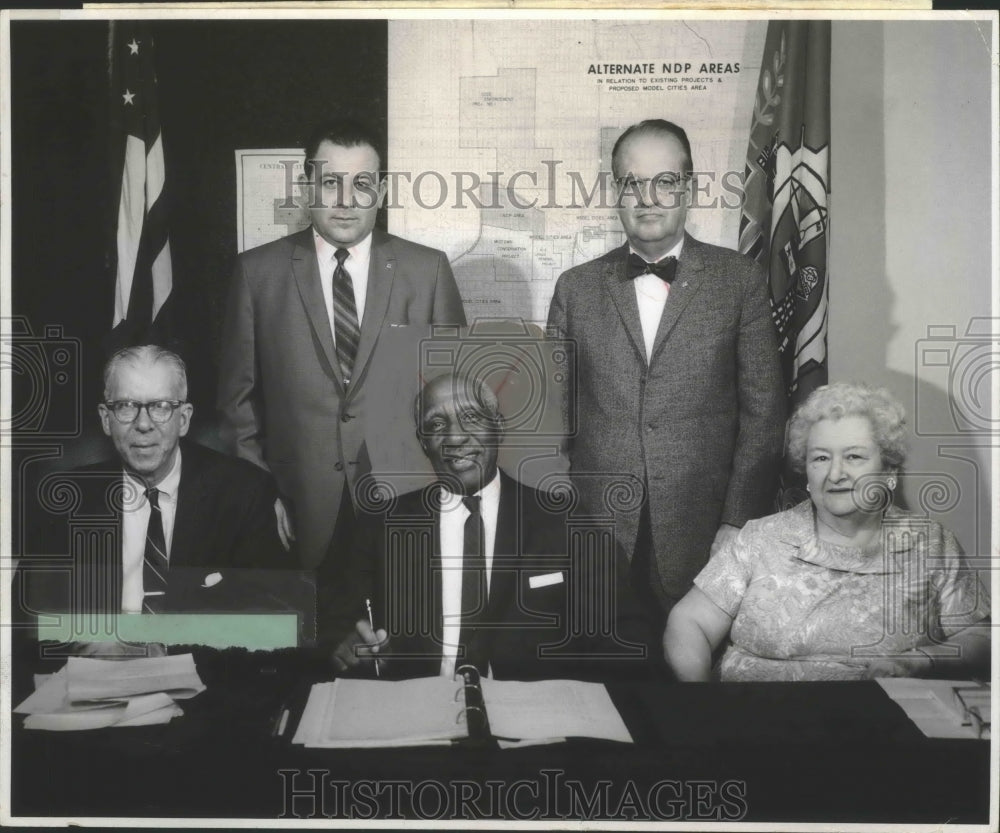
109 22 172 346
739 20 831 409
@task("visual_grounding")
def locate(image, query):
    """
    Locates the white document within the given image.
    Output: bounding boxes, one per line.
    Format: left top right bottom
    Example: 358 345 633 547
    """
877 678 990 740
65 653 206 702
293 677 467 748
481 678 632 744
14 654 204 731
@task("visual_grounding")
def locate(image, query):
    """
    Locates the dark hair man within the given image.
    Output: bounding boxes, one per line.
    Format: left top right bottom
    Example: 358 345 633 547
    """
217 119 467 572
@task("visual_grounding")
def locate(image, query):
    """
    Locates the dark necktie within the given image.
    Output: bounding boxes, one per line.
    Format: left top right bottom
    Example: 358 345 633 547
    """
626 252 678 283
332 247 361 386
458 495 488 674
142 487 168 613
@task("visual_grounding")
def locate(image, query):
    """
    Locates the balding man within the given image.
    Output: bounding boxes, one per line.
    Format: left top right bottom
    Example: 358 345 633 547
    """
548 119 785 634
320 370 652 682
22 345 285 618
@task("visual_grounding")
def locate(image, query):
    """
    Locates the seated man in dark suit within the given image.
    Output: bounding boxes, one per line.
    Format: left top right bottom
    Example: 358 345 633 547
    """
320 370 652 681
16 345 286 634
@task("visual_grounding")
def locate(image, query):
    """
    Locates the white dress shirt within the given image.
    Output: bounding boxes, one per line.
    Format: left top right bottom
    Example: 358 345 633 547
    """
120 449 182 613
632 237 684 361
314 229 372 343
436 471 501 679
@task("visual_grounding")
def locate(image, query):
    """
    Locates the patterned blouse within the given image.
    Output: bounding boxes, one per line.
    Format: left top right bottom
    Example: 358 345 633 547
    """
695 501 991 681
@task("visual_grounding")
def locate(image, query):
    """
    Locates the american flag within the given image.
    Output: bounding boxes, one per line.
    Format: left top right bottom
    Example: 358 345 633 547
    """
109 22 172 344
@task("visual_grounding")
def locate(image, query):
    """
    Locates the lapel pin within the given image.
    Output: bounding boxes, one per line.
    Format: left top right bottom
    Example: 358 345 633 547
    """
682 281 689 287
386 263 393 269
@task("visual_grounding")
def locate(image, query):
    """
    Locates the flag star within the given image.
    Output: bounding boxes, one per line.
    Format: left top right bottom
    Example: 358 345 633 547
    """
122 89 136 105
128 39 140 55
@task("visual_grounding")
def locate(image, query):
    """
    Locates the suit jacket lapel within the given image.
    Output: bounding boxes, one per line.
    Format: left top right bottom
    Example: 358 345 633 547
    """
170 444 205 568
483 473 518 628
290 230 344 396
349 229 396 396
649 233 708 363
603 246 647 366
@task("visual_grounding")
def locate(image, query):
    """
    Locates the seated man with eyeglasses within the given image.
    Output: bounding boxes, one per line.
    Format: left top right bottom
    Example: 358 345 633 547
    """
16 345 285 645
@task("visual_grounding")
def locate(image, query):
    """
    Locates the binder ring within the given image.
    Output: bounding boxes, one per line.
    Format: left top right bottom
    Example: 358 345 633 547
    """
456 664 481 685
455 705 483 725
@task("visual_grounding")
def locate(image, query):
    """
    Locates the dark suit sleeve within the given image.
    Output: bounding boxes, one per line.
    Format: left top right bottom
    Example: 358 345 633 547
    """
723 260 786 526
217 257 268 471
315 508 380 646
227 464 286 568
431 252 467 326
546 275 575 456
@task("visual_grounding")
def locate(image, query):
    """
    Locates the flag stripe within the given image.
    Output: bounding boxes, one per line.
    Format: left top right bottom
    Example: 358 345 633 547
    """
110 23 172 344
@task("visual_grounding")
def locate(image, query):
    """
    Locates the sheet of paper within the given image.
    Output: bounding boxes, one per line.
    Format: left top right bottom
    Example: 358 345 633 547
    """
16 657 200 730
877 678 989 740
291 681 335 746
65 653 205 702
14 669 71 715
481 679 632 743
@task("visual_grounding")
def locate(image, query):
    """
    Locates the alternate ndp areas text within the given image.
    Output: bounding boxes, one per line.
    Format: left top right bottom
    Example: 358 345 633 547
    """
587 62 741 74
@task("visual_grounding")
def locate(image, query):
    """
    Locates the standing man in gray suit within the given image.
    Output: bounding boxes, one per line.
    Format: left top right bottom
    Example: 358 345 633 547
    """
547 119 785 633
218 119 466 569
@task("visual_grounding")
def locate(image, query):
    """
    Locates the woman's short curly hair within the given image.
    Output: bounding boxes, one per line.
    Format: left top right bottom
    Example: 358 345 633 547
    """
786 382 907 473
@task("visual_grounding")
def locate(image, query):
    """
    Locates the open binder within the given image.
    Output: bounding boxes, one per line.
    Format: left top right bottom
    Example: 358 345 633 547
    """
291 665 633 748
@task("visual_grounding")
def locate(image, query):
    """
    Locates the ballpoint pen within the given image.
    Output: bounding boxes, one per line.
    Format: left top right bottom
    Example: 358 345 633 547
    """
271 698 291 737
365 597 380 678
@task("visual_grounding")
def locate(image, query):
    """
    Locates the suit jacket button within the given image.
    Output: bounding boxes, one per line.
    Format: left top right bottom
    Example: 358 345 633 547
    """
646 424 655 433
334 462 344 472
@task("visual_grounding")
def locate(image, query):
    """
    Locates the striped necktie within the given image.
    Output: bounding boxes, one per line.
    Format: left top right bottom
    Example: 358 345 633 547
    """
333 247 361 386
142 487 168 613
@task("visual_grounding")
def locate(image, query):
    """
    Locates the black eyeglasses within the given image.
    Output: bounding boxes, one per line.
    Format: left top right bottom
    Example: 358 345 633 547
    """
614 173 690 197
104 400 186 424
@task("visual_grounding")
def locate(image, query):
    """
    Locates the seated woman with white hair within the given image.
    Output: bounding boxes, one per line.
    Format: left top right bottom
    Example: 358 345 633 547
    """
664 382 991 682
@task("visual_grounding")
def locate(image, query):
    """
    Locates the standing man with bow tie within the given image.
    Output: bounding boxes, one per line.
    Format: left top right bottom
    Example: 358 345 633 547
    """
547 119 785 635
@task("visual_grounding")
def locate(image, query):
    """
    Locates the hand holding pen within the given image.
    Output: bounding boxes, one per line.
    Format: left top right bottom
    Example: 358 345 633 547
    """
331 598 388 677
366 597 381 678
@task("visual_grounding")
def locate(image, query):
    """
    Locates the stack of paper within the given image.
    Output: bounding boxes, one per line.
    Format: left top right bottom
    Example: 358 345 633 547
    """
14 653 206 731
877 678 991 740
293 677 468 748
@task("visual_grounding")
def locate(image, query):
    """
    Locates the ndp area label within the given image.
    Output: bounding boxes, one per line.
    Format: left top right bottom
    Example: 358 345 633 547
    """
589 61 741 92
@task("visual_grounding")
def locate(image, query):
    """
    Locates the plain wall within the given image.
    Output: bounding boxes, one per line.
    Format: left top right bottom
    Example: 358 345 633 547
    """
830 20 994 556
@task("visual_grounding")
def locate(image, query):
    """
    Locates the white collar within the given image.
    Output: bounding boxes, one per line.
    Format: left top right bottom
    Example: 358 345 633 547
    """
629 235 684 264
438 469 502 512
313 228 374 263
124 445 182 504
